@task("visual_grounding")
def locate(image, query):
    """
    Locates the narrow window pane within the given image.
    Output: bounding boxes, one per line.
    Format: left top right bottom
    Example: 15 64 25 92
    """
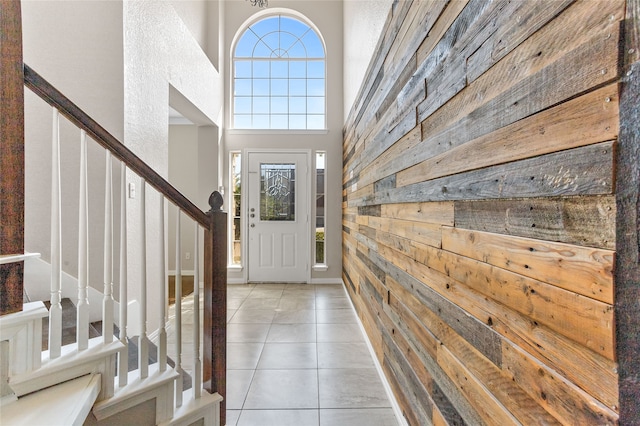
315 151 325 264
231 152 242 265
253 97 269 114
253 79 269 96
234 79 251 96
271 79 288 96
235 60 252 78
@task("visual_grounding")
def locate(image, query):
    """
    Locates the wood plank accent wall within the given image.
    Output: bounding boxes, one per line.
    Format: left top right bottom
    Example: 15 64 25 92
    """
342 1 634 424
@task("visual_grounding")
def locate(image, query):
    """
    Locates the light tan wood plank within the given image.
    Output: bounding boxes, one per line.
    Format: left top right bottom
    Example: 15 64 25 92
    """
442 227 614 304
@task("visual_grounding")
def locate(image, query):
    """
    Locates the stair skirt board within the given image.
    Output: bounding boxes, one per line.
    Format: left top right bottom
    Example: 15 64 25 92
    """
92 364 179 423
0 373 101 426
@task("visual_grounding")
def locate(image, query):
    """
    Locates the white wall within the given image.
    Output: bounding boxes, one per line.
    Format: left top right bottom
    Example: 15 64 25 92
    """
343 0 393 119
222 0 344 283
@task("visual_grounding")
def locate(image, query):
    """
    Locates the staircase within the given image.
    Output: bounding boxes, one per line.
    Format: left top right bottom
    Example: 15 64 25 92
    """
0 2 228 424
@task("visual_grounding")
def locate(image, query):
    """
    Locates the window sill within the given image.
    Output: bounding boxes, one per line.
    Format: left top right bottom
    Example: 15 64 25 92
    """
313 264 328 272
227 129 328 136
228 264 243 271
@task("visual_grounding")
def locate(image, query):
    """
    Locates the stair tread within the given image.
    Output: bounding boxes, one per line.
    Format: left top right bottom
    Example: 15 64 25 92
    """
1 373 101 426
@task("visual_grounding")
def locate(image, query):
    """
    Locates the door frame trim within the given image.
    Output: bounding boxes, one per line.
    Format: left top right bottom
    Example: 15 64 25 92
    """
242 148 312 284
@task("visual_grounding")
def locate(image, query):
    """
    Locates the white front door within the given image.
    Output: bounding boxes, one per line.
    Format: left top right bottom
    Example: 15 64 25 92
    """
247 151 309 282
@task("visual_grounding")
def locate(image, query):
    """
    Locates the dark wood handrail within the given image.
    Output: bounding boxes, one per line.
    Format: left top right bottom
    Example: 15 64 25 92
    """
23 64 209 227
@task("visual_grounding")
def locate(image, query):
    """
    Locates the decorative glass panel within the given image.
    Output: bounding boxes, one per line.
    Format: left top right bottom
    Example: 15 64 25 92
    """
315 152 325 264
260 163 295 221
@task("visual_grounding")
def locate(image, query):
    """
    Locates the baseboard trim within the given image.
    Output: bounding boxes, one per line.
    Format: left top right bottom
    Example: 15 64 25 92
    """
310 277 344 285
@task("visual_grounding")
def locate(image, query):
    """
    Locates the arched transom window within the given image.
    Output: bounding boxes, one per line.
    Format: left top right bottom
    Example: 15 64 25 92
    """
233 15 326 130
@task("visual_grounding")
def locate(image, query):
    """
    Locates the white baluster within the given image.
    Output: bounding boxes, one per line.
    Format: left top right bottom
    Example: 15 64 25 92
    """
158 197 167 372
77 130 90 351
118 164 129 387
175 209 183 407
49 108 62 359
139 180 149 379
193 223 201 399
103 151 114 343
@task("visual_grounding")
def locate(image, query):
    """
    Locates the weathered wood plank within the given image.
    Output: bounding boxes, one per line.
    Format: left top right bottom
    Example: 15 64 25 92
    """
502 342 618 425
367 216 442 248
381 201 454 226
454 195 616 250
442 227 615 304
437 345 520 426
385 141 615 203
416 0 470 65
402 84 619 184
466 0 574 83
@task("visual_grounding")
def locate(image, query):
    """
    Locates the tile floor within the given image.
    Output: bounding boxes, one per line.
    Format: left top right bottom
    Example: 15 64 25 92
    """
169 283 399 426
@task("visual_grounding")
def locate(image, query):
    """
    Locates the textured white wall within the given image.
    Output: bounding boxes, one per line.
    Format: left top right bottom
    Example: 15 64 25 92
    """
343 0 393 120
123 0 221 328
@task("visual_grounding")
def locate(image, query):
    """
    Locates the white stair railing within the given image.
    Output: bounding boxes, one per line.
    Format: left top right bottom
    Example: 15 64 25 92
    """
103 151 114 344
158 197 168 373
77 130 90 351
118 164 129 388
139 180 149 380
174 209 184 407
49 108 62 359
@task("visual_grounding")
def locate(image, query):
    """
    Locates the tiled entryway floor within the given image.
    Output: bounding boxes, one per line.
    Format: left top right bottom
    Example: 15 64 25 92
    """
225 283 399 426
168 283 399 425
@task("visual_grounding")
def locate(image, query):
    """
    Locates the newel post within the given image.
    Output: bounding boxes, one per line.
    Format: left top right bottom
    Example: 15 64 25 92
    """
203 191 227 425
0 0 25 315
